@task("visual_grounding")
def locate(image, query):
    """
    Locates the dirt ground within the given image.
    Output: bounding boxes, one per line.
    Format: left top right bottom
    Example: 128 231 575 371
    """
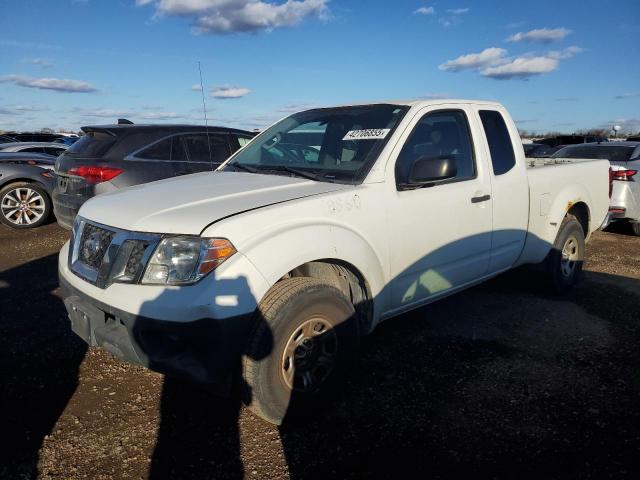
1 222 639 479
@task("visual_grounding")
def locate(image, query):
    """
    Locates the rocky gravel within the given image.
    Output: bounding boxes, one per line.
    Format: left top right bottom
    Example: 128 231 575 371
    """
1 222 639 479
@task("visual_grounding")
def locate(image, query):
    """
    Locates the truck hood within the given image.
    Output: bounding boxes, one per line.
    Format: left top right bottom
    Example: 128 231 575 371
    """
79 171 351 234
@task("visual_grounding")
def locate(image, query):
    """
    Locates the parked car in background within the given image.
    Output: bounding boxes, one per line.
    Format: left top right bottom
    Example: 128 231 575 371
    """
552 142 640 235
58 99 611 424
523 142 555 158
0 142 68 157
537 134 608 148
0 152 56 229
4 132 64 143
54 137 80 146
53 123 255 229
0 135 18 144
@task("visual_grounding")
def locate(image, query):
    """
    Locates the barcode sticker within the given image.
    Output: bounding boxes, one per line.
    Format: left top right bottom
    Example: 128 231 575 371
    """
342 129 391 141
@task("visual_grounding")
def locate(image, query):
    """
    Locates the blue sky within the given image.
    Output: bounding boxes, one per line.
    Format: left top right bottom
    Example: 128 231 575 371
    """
1 0 639 134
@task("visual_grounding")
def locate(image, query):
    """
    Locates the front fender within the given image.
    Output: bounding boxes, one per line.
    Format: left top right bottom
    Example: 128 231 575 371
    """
224 219 388 322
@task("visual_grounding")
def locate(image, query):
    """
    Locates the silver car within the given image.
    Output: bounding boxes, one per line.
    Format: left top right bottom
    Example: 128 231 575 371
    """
0 141 68 157
552 142 640 235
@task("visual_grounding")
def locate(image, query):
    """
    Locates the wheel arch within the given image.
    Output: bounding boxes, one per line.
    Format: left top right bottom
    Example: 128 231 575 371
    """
235 222 387 334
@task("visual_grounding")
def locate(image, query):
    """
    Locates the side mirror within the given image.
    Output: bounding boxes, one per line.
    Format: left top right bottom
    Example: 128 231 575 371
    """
409 155 457 184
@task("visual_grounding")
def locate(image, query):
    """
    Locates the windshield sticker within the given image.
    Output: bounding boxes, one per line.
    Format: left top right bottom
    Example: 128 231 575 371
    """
342 128 391 141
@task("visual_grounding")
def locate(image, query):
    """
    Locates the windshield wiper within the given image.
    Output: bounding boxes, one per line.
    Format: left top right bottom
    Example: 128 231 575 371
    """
253 165 330 182
227 163 259 174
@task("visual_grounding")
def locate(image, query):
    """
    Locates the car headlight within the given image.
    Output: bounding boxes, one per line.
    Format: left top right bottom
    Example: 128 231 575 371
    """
141 236 236 285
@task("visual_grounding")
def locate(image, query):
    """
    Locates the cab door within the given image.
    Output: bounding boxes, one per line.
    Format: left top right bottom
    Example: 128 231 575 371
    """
385 106 493 312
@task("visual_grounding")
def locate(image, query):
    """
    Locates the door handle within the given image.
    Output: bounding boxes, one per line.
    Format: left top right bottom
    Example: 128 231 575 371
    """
471 194 491 204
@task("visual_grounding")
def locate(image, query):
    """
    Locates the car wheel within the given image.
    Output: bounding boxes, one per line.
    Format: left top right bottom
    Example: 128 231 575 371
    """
0 182 51 229
631 222 640 236
545 214 585 293
243 277 359 425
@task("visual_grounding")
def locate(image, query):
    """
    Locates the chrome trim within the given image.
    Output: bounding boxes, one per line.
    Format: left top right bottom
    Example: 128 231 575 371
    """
69 217 161 288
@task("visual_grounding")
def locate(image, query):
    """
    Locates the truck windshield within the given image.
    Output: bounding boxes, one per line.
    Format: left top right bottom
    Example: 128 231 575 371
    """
222 104 409 183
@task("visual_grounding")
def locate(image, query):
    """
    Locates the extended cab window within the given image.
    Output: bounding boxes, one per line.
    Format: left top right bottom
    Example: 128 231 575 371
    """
479 110 516 175
395 110 475 187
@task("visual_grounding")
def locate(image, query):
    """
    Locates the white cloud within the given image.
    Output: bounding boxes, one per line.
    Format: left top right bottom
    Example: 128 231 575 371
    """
73 108 133 118
138 0 329 34
507 27 571 43
421 92 451 99
438 47 507 71
12 105 48 112
211 85 251 98
277 103 318 112
191 83 203 91
480 56 558 79
0 75 98 93
139 111 184 120
441 43 583 80
615 93 640 100
23 57 55 68
547 45 584 59
414 6 435 15
447 8 469 14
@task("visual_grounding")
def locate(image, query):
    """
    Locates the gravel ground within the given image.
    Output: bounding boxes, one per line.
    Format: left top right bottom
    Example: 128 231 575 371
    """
1 222 639 479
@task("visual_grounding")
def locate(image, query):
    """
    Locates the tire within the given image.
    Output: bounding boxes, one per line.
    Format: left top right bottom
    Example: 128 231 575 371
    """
243 277 359 425
631 222 640 236
0 182 51 229
545 214 585 293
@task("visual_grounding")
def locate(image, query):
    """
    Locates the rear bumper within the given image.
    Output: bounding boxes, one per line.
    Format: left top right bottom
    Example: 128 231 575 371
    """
610 181 640 222
59 274 252 391
52 188 86 230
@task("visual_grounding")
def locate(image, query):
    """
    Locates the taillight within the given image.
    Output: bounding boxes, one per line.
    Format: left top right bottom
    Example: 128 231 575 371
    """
612 169 638 181
609 167 613 198
67 166 123 184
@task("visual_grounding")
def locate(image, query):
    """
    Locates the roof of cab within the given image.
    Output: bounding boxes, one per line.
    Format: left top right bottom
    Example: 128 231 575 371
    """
316 98 503 109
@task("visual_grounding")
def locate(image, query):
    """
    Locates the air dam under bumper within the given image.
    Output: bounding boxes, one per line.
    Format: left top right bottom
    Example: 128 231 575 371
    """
59 275 253 392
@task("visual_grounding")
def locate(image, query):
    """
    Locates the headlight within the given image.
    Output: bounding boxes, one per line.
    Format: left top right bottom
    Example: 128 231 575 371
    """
141 236 236 285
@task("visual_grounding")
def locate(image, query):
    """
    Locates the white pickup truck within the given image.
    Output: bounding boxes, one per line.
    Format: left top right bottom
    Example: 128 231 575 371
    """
58 99 611 424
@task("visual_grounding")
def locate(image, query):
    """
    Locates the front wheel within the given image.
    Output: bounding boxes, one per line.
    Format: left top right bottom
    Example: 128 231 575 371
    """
242 277 359 425
0 182 51 229
545 215 585 293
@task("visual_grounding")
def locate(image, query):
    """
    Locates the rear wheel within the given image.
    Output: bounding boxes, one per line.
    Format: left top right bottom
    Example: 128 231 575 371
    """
545 214 585 293
0 182 51 229
243 277 359 425
631 222 640 236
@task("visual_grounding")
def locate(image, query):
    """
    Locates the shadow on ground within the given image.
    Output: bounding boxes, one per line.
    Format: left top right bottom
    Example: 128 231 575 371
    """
0 254 87 478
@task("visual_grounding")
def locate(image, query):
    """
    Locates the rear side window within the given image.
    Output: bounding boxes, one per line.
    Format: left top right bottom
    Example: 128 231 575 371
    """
137 137 173 160
65 131 116 158
479 110 516 175
180 134 231 163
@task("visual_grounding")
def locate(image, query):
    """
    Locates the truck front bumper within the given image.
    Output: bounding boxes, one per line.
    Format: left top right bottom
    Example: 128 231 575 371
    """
59 274 253 390
57 237 270 392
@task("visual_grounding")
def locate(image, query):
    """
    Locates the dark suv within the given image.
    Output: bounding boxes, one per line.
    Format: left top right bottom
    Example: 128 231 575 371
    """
53 124 254 229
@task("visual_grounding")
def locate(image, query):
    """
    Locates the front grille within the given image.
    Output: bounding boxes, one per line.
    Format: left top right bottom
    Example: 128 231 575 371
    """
78 223 115 270
69 218 160 288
